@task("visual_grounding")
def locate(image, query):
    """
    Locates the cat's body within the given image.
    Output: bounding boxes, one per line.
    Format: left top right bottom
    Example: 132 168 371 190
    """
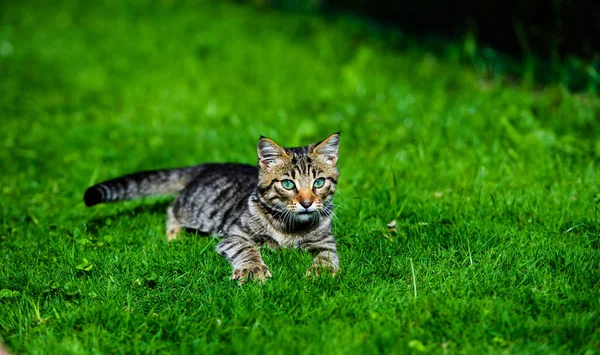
84 134 341 283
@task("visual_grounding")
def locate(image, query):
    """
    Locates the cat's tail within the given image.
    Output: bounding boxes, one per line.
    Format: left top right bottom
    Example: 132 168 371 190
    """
83 165 206 207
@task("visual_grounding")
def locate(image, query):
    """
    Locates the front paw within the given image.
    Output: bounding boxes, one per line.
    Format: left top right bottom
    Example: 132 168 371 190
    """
231 263 272 285
306 264 341 277
166 226 181 241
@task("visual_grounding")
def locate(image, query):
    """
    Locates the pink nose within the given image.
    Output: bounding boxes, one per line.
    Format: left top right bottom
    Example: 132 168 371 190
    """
299 200 312 209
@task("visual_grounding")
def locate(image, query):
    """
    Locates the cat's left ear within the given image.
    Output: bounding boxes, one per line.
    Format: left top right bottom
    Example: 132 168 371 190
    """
258 136 291 170
309 132 340 165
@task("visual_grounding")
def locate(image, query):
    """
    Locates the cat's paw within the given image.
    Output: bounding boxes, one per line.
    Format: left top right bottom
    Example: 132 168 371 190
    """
166 226 181 241
305 264 341 277
231 264 272 285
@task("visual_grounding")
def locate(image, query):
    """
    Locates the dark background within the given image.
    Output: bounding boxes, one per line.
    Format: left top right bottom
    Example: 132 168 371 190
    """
322 0 600 60
249 0 600 60
246 0 600 91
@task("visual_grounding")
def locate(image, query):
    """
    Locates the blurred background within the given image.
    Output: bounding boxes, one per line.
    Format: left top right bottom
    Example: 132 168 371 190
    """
0 0 598 192
244 0 600 91
261 0 600 59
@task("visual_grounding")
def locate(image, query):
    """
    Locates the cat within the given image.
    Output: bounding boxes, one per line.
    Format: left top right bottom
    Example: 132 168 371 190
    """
84 133 341 284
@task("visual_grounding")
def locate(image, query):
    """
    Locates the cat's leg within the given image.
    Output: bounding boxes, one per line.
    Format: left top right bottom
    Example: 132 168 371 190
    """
302 234 341 277
216 235 272 284
166 206 182 241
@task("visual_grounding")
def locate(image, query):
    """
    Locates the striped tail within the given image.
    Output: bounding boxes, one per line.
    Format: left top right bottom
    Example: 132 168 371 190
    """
83 165 205 207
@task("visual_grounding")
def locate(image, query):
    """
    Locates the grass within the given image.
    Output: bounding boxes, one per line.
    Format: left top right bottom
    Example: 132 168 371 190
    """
1 0 599 353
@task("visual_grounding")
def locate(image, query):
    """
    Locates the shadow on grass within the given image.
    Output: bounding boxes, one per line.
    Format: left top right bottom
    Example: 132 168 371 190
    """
83 200 209 237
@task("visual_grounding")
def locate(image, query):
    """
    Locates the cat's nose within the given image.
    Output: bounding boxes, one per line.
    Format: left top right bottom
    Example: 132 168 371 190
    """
299 200 312 209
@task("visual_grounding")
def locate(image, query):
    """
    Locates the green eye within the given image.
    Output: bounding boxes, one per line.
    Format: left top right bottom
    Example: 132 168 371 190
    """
313 178 325 188
281 180 296 190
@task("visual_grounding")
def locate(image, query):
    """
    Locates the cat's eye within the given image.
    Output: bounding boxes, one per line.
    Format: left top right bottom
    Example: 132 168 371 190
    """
313 178 325 188
281 180 296 190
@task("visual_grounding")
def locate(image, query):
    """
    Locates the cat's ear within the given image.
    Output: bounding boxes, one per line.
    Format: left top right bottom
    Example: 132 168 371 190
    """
309 132 340 165
258 136 290 170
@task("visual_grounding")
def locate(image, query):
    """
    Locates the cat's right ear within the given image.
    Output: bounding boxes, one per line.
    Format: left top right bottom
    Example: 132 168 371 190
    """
258 137 290 170
309 132 340 165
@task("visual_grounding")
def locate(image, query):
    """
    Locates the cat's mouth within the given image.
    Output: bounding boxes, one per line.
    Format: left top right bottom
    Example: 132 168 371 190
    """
294 204 318 214
296 209 320 218
295 209 320 222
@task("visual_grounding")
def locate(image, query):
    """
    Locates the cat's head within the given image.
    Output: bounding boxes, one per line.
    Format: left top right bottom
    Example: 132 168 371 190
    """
256 133 340 224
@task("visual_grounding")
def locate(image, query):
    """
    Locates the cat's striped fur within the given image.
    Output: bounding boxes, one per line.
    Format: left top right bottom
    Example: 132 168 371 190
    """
84 133 341 283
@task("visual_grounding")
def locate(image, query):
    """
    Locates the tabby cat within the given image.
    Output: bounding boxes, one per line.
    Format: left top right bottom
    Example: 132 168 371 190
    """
84 133 341 284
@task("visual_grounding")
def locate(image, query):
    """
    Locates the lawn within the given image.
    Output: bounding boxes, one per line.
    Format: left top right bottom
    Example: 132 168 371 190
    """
1 0 599 353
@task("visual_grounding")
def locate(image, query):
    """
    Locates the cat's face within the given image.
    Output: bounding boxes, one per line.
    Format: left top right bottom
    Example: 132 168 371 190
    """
256 133 340 224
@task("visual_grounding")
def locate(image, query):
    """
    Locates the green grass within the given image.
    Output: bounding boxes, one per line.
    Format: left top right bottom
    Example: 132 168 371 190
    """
1 0 599 353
